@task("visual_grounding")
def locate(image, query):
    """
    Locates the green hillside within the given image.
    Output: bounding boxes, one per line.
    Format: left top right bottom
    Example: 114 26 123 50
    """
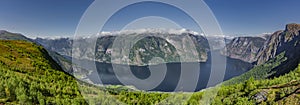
210 63 300 105
0 40 172 105
0 40 86 104
223 52 287 85
0 40 125 104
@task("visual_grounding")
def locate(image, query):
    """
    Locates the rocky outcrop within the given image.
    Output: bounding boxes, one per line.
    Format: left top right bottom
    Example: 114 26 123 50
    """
253 23 300 77
222 23 300 65
252 90 268 103
221 36 266 63
256 23 300 65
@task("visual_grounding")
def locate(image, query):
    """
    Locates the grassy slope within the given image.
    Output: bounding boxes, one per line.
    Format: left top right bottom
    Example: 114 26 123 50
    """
0 40 171 105
0 40 85 104
0 40 125 105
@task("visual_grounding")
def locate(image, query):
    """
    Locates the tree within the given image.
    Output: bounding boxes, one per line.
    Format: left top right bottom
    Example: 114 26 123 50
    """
244 77 256 93
37 92 45 105
15 82 29 104
0 81 6 98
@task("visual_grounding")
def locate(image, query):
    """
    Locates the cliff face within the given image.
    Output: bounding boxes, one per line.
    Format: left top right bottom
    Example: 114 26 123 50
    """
92 34 209 65
221 36 266 63
222 23 300 65
35 37 73 56
36 30 210 65
256 23 300 65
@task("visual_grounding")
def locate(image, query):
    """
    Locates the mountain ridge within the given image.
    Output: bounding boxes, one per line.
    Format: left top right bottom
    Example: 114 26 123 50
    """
221 36 267 63
256 23 300 64
1 23 300 104
224 23 300 85
36 31 211 66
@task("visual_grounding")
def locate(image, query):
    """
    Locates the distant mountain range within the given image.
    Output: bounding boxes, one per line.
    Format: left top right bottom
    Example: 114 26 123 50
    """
36 29 213 66
3 24 300 79
1 23 300 104
0 30 90 78
1 28 253 86
1 23 300 79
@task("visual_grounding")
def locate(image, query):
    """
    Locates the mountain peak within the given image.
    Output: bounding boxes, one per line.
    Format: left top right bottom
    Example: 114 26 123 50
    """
285 23 300 32
0 30 32 42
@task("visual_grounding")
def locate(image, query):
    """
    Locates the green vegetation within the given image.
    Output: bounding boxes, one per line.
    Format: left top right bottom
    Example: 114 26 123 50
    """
0 40 299 105
103 59 300 105
0 40 193 105
0 40 121 104
0 40 86 104
224 52 287 85
211 63 300 105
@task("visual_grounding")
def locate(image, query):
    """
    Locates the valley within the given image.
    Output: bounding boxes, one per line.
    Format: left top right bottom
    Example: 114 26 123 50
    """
0 23 300 104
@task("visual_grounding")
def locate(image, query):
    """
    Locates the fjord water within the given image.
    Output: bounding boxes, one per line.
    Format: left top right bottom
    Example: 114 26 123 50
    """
88 51 253 92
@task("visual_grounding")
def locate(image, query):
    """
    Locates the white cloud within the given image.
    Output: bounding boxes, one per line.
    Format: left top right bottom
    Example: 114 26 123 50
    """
97 28 201 36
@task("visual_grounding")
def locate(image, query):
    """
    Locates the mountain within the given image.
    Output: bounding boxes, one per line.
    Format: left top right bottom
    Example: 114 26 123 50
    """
212 62 300 105
221 23 300 79
206 36 233 50
35 29 256 90
0 30 82 75
35 37 72 56
0 32 142 104
1 23 300 104
223 23 300 84
256 23 300 64
36 29 211 65
209 23 300 105
222 23 300 66
0 40 87 104
221 36 268 63
255 23 300 77
0 30 32 42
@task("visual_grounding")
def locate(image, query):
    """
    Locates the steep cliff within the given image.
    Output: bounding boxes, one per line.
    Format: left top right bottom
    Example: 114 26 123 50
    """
221 36 266 63
256 23 300 65
36 29 210 65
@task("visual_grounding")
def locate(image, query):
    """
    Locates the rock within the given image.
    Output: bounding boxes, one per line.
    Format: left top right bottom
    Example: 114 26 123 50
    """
221 36 266 63
254 23 300 77
256 23 300 65
252 90 268 103
35 29 210 65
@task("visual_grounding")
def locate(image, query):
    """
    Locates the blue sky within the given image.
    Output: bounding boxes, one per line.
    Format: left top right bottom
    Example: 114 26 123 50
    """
0 0 300 37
